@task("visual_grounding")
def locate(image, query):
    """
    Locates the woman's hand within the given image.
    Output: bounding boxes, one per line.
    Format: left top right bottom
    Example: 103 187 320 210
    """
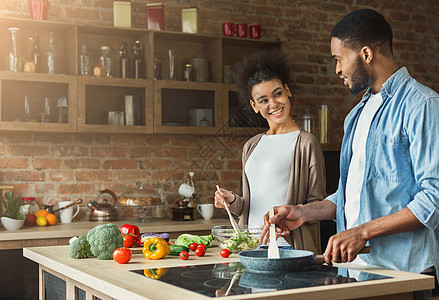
214 187 234 208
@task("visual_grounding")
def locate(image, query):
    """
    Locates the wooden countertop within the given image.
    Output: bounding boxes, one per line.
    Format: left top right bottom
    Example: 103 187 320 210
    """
0 218 229 250
24 245 435 300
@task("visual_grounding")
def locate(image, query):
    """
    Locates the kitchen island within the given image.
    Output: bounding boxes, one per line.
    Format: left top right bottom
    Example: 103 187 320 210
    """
24 245 434 300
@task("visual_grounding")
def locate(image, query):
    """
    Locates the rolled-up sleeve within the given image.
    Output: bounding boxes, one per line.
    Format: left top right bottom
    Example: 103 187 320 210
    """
406 98 439 230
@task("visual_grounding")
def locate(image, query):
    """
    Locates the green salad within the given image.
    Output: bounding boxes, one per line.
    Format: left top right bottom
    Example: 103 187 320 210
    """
220 230 259 252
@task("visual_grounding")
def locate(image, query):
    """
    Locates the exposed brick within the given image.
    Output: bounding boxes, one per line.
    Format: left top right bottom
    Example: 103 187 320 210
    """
48 171 75 182
65 159 102 169
0 158 29 169
76 170 113 182
3 171 45 182
102 159 139 169
33 159 62 170
220 171 242 181
58 184 95 195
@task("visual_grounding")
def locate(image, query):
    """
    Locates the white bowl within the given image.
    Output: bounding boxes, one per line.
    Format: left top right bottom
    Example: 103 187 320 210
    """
1 217 25 230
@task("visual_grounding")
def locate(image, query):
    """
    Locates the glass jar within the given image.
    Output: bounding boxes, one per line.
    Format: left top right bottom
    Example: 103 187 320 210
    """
46 32 57 74
154 57 162 80
21 197 39 215
79 44 91 75
99 46 113 77
8 27 21 72
318 104 331 144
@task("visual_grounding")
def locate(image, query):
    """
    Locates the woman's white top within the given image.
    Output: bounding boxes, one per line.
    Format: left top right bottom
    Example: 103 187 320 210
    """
245 130 300 246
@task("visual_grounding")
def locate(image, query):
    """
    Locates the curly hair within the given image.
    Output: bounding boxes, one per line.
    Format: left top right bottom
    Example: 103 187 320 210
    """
331 9 393 54
232 51 294 108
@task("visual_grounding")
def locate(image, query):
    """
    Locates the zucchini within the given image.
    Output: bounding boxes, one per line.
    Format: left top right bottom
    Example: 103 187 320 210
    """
169 244 189 256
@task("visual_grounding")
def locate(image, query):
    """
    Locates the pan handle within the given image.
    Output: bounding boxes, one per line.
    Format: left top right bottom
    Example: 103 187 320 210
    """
316 246 371 265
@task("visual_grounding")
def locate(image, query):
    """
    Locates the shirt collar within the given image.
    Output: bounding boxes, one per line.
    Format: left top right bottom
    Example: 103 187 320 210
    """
360 67 409 103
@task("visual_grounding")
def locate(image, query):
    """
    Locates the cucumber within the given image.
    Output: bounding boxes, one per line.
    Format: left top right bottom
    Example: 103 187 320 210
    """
169 245 189 256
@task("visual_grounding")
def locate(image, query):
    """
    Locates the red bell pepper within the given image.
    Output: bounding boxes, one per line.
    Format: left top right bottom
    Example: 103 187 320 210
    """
120 224 140 248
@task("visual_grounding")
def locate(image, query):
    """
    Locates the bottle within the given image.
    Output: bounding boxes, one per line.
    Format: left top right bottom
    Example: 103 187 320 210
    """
31 36 40 73
168 49 176 80
46 31 57 74
154 57 162 80
119 42 129 78
8 27 21 72
79 44 91 75
318 104 330 144
99 46 112 77
302 108 314 134
184 63 193 82
133 40 142 79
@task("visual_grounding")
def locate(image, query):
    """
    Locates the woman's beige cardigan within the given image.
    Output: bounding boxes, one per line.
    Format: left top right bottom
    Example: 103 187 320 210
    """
229 130 326 255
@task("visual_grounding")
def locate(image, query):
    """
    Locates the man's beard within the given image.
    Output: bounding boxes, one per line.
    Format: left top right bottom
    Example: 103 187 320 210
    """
349 57 372 95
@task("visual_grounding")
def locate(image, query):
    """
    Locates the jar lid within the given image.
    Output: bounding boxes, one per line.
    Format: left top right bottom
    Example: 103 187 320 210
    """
22 197 36 202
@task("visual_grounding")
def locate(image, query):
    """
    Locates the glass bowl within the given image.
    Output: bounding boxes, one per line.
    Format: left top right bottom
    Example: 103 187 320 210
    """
211 225 262 252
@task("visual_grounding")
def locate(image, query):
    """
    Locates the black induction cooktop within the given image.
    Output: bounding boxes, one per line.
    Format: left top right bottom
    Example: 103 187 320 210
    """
130 262 391 297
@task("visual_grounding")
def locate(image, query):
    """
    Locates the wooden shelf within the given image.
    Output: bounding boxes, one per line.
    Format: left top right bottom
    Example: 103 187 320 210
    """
0 17 281 137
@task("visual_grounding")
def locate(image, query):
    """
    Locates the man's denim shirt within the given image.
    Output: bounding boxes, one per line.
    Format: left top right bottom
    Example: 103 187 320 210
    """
327 67 439 274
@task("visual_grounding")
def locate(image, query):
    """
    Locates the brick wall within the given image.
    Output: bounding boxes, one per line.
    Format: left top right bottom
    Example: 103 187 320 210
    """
0 0 438 219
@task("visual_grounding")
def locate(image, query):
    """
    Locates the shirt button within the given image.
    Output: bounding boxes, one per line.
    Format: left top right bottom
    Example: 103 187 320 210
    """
389 138 393 143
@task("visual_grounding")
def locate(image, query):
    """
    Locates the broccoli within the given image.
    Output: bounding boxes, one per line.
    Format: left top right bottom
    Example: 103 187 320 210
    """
68 236 94 259
86 223 123 260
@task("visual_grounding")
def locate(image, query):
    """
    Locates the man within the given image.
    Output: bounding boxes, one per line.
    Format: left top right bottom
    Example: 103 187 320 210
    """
261 8 439 292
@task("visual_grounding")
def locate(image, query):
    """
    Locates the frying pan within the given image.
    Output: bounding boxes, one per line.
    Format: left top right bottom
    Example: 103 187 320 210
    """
238 247 370 274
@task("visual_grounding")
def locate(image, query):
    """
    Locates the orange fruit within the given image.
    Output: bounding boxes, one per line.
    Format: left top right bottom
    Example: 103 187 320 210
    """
46 213 57 226
35 209 49 218
36 216 47 226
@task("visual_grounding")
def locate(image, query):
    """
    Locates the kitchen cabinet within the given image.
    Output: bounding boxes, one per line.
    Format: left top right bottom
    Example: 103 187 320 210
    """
0 17 279 136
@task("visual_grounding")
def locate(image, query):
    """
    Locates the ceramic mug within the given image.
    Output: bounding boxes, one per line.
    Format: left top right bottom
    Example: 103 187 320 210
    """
197 203 214 220
249 25 265 39
222 22 236 36
190 58 210 82
58 201 80 223
236 23 248 38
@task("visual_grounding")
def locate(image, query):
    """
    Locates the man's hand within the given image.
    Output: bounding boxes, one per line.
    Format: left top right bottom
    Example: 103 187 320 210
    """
323 226 368 265
259 205 305 244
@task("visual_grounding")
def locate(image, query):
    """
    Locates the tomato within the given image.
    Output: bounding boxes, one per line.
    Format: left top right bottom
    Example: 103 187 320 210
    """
122 235 137 248
179 251 189 260
197 243 206 249
189 243 198 251
220 248 231 258
195 247 205 257
113 248 132 264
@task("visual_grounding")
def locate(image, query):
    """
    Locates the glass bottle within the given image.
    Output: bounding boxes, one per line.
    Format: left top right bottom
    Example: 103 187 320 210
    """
168 49 176 80
46 31 57 74
184 63 193 82
31 36 40 73
79 44 91 75
302 108 314 134
119 42 129 79
133 40 142 79
99 46 112 77
8 27 21 72
24 96 31 122
318 104 331 144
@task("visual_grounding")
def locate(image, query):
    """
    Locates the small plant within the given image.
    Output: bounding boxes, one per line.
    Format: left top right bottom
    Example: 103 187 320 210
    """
1 192 24 220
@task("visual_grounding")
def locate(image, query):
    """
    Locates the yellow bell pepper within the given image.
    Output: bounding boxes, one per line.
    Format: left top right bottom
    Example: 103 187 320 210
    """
143 268 168 279
142 237 170 260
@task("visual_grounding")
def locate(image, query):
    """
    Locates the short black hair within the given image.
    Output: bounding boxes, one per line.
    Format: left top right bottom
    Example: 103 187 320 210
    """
331 9 393 54
232 51 294 106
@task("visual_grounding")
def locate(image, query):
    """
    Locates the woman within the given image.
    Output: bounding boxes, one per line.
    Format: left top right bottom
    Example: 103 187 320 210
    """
214 51 326 254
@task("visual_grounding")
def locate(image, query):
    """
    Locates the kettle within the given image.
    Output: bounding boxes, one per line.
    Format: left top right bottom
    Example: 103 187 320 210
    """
87 189 118 221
